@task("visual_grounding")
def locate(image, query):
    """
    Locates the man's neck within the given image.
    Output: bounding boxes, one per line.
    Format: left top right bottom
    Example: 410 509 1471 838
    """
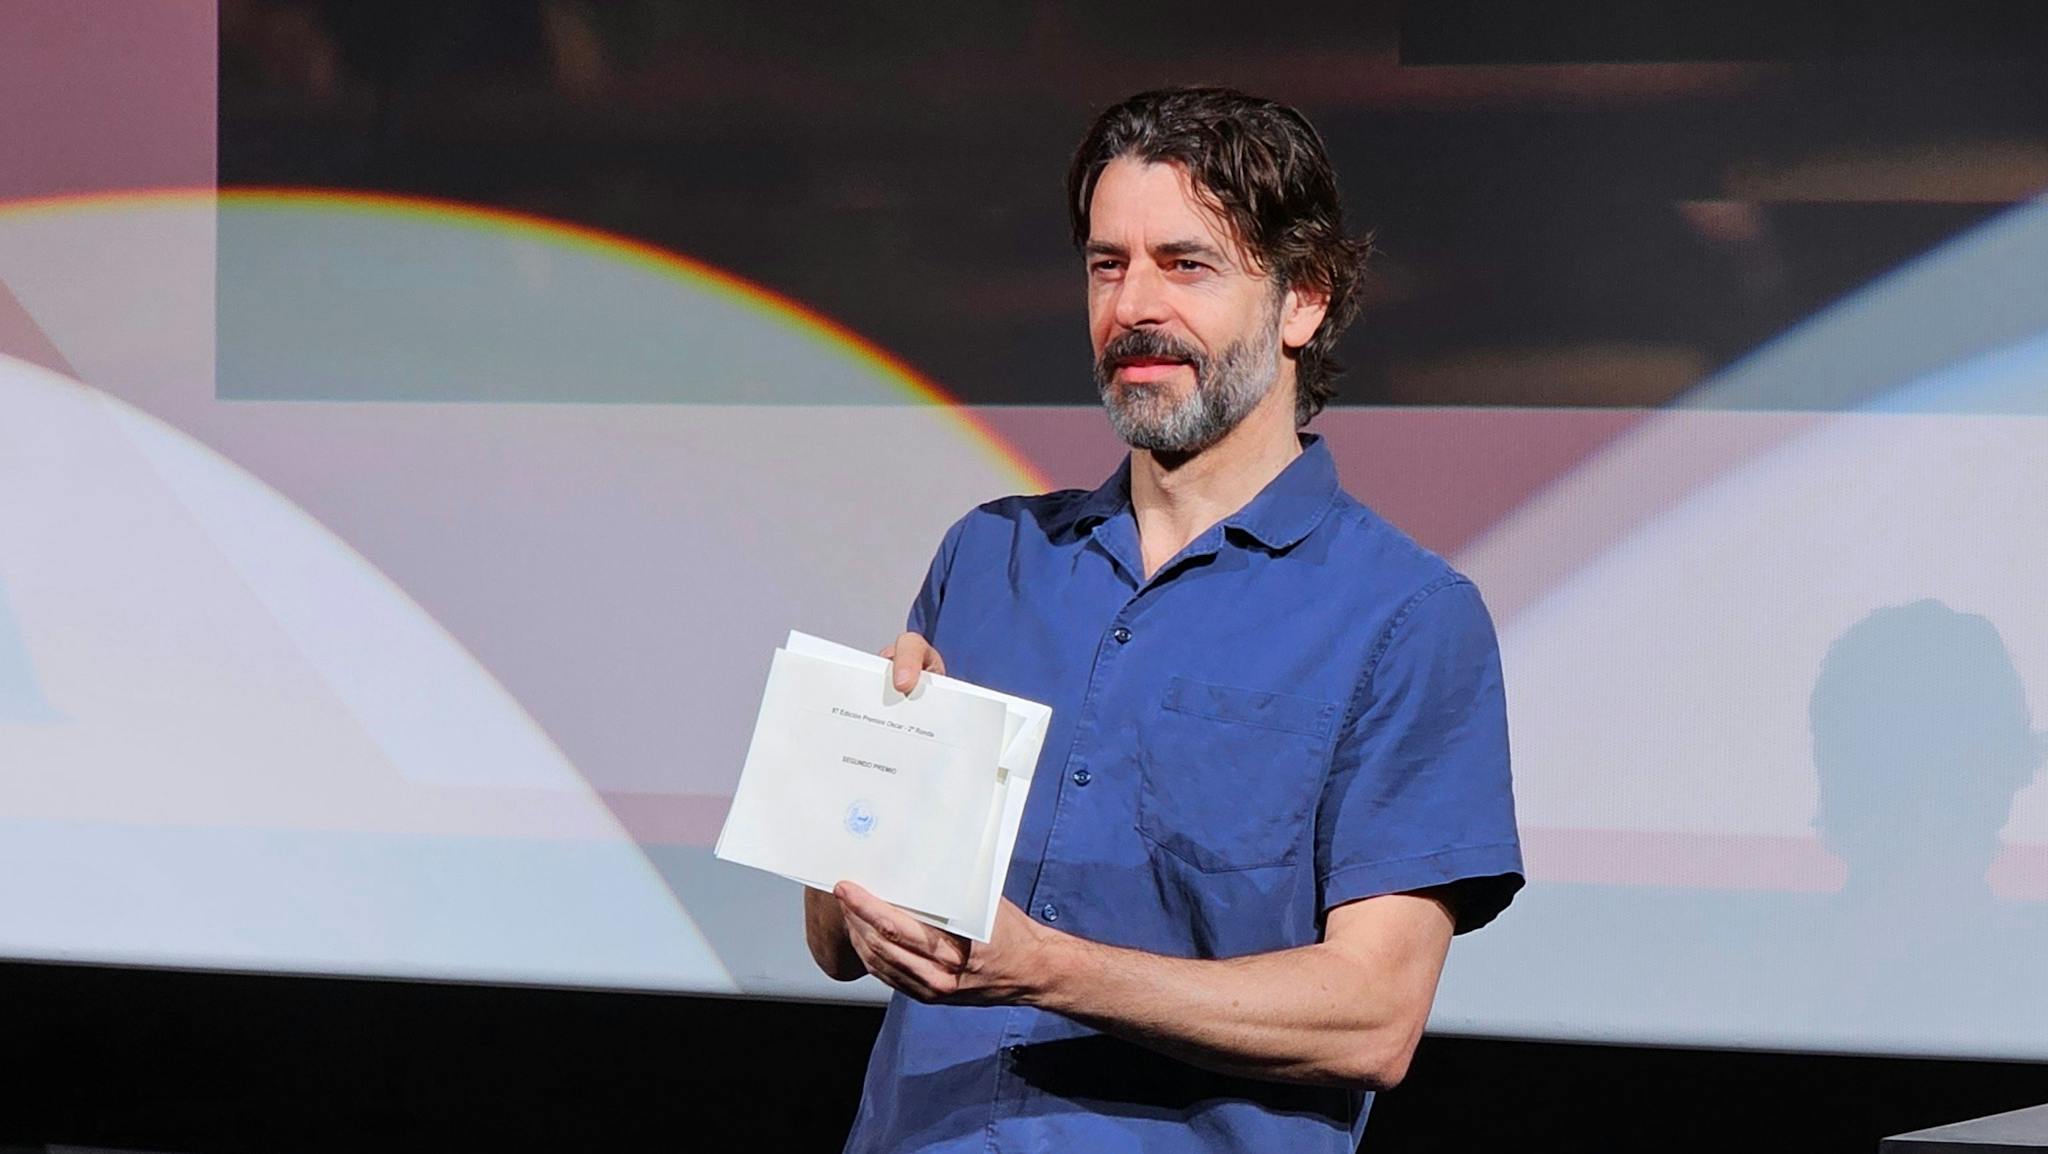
1128 382 1303 580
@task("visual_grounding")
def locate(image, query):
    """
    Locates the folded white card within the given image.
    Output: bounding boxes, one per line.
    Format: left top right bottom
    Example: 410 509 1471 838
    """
715 631 1051 942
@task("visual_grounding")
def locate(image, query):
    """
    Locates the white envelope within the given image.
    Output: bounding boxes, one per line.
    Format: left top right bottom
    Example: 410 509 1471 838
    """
715 631 1051 943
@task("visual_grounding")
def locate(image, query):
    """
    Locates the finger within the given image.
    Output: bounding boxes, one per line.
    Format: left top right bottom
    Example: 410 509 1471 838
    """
837 882 938 953
838 885 919 958
843 911 951 999
837 881 923 949
837 883 970 972
854 926 959 998
846 929 920 995
889 633 926 693
840 903 894 968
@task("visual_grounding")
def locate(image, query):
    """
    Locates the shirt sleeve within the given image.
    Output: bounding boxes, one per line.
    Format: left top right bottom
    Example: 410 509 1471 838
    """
1316 576 1524 933
904 513 970 637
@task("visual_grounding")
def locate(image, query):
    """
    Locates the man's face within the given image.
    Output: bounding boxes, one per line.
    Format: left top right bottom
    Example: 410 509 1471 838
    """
1084 157 1285 453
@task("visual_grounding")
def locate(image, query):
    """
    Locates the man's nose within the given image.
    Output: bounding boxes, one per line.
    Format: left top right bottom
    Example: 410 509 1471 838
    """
1110 262 1172 330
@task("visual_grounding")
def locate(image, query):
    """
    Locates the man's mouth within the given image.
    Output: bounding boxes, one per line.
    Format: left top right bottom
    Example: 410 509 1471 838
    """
1113 355 1192 384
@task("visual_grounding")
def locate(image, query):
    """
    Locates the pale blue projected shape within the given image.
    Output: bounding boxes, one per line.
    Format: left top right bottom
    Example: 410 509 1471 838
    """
0 579 56 722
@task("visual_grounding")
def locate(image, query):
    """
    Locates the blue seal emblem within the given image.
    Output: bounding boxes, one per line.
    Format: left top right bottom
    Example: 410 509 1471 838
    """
844 800 877 837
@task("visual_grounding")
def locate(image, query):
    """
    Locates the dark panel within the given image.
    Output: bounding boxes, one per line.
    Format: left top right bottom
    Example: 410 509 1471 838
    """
4 960 2044 1153
1403 0 2048 64
218 2 2048 410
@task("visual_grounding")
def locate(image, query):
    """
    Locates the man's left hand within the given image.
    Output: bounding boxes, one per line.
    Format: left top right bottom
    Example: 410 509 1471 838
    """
833 881 1062 1006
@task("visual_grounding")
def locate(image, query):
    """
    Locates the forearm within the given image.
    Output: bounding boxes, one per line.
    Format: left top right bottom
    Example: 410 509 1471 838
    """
833 884 1450 1088
803 887 868 981
1028 934 1429 1089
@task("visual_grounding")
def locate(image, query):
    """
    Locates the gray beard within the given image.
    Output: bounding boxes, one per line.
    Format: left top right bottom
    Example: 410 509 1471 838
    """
1095 318 1281 455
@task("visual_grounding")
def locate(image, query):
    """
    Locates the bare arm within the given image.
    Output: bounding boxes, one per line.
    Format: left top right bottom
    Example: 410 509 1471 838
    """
1034 892 1453 1087
835 882 1457 1090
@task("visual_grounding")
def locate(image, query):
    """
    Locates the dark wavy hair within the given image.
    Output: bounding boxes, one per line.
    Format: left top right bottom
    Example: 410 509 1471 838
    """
1067 87 1372 425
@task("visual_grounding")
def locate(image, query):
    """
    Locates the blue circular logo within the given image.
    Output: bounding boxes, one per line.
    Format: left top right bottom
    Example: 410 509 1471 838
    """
844 800 877 837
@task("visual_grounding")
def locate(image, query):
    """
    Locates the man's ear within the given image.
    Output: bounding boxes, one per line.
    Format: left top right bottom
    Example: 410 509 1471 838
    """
1280 284 1329 352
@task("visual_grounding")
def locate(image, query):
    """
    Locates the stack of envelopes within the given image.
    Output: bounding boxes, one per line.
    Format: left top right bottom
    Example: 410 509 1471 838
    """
716 631 1051 943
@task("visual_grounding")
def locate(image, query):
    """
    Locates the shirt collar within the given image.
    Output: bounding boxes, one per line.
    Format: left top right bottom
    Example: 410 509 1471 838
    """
1072 456 1133 532
1224 433 1340 550
1072 434 1340 552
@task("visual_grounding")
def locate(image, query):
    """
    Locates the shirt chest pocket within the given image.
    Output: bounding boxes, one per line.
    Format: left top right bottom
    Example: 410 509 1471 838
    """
1134 676 1341 873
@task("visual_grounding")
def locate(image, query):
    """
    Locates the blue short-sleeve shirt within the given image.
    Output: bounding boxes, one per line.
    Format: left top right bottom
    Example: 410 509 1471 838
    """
844 435 1522 1154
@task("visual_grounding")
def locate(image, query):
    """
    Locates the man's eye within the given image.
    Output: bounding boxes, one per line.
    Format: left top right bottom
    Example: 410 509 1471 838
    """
1090 260 1123 275
1174 260 1208 273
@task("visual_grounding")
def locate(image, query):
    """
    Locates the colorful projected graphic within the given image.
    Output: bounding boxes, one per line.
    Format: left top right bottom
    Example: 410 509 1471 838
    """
0 190 1053 998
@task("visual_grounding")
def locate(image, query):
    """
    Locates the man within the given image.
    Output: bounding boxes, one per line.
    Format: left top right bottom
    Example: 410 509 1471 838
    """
804 87 1522 1153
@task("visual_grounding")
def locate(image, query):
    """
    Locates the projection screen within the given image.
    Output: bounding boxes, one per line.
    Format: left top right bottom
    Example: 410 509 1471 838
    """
2 0 2043 1062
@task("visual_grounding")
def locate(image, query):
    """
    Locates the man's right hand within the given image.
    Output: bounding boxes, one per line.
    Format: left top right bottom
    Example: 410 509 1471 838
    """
881 631 945 693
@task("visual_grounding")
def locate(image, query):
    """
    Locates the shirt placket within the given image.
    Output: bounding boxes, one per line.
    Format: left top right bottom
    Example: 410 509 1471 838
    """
1018 510 1161 928
983 522 1150 1145
989 517 1231 1144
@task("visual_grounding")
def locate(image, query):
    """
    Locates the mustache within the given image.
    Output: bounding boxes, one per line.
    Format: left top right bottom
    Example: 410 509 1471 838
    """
1095 329 1206 383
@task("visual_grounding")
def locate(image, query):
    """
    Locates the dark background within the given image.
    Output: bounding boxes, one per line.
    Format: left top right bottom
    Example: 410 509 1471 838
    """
9 1 2048 1149
217 0 2048 410
3 958 2045 1152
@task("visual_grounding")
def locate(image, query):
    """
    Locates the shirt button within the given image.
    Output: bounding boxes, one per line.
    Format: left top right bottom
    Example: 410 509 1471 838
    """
1111 626 1132 644
1071 768 1092 787
1040 903 1059 923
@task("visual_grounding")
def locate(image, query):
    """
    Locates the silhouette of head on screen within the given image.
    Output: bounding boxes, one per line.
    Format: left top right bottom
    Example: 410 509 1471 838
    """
1810 599 2043 913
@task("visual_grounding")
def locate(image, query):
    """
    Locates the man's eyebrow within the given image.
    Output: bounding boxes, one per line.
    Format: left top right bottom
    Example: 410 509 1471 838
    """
1152 239 1230 264
1083 238 1234 265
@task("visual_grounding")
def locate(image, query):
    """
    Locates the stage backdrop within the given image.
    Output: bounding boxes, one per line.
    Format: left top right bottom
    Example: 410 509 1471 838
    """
3 0 2046 1060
